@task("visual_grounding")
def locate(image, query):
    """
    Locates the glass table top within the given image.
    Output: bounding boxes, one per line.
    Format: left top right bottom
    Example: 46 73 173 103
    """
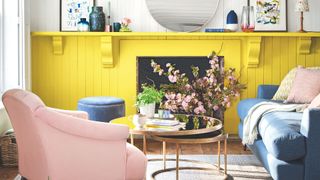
111 114 223 136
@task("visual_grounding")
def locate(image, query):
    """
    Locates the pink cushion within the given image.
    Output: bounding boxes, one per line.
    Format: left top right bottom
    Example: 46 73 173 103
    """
287 68 320 104
309 93 320 109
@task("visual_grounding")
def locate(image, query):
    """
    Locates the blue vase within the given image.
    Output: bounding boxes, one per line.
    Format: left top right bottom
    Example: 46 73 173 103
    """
77 18 89 32
89 6 106 32
226 10 238 32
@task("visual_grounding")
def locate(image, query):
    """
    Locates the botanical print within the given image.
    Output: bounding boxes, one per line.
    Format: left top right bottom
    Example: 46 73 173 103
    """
256 0 280 25
61 0 93 31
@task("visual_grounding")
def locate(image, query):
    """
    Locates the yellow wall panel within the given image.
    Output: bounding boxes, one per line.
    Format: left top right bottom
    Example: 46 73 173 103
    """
31 35 320 134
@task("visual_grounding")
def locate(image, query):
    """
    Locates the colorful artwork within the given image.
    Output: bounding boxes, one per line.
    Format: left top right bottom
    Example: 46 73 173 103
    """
250 0 287 31
60 0 94 31
256 0 280 25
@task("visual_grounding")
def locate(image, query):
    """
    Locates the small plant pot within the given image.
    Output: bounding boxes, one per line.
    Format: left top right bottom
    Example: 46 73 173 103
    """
139 103 155 118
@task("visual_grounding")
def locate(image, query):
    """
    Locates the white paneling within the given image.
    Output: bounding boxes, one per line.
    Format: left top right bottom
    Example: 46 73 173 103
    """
30 0 320 32
3 0 19 89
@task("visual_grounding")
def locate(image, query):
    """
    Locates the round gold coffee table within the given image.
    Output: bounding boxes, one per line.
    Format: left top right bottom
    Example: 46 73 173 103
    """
111 114 228 180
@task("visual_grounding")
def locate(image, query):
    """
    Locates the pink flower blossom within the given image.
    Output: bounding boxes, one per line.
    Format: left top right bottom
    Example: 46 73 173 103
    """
213 105 219 111
185 84 192 90
165 93 175 100
176 93 182 102
194 105 206 114
121 18 132 26
159 69 164 75
168 75 177 83
184 95 192 103
182 101 189 110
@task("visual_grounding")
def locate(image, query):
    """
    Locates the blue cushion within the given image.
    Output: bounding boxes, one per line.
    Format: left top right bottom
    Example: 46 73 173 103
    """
237 98 271 123
78 96 124 106
258 112 305 161
78 96 125 122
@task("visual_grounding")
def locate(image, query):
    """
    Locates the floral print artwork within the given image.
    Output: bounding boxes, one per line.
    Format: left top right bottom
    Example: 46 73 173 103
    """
256 0 280 25
61 0 93 31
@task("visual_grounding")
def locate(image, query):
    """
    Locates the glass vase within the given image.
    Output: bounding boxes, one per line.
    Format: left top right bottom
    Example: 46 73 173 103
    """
89 6 106 32
241 6 255 32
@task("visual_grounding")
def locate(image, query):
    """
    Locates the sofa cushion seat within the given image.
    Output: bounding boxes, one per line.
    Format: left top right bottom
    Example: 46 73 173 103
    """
258 112 305 161
237 98 272 123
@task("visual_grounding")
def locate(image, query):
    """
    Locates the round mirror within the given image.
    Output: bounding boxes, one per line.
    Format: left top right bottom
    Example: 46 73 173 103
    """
145 0 220 32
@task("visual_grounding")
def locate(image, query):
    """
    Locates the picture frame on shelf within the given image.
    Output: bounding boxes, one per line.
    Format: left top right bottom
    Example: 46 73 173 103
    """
60 0 94 31
250 0 287 32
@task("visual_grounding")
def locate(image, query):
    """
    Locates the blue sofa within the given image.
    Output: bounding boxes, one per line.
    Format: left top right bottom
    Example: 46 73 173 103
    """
238 85 320 180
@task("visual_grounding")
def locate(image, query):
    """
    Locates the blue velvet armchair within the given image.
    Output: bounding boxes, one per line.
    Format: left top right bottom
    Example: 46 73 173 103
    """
237 85 320 180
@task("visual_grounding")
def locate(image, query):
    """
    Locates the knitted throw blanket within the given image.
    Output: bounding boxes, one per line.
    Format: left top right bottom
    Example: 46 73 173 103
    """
242 101 307 145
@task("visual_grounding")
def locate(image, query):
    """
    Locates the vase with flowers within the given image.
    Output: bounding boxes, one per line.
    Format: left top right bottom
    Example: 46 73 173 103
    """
151 51 245 123
120 17 132 32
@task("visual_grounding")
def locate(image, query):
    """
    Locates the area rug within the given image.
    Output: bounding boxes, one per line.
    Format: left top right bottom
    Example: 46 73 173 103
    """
146 154 272 180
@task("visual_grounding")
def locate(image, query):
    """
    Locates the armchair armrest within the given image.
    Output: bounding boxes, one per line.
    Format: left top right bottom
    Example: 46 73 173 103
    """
300 108 320 180
47 107 89 119
36 107 129 141
257 85 279 99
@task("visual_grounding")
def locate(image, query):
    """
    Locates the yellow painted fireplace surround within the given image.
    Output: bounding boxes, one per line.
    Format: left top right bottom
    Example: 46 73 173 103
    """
31 32 320 134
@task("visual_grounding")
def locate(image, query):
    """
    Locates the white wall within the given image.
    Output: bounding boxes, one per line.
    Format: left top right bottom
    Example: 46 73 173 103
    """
31 0 320 32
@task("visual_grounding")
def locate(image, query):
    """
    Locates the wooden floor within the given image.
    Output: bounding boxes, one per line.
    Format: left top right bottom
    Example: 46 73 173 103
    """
0 139 250 179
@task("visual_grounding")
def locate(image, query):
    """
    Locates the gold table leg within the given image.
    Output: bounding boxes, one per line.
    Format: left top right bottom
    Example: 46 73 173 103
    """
217 141 221 171
143 135 147 155
176 143 180 180
130 134 134 145
224 139 227 175
163 141 167 169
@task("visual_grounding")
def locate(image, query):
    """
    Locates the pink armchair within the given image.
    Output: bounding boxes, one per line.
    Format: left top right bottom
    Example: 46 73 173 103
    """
2 89 147 180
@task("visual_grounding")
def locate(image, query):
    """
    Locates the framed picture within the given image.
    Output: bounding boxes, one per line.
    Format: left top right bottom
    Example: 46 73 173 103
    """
60 0 94 31
250 0 287 31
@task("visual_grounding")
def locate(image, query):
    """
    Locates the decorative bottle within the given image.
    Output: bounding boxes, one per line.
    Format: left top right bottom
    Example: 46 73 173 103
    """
77 18 89 32
89 6 106 32
226 10 238 32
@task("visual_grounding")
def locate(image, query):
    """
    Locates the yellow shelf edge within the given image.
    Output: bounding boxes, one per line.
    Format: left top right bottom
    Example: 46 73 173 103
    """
31 31 320 37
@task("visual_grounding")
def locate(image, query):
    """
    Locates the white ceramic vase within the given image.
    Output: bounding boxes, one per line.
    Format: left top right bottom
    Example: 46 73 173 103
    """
139 103 156 118
133 114 148 128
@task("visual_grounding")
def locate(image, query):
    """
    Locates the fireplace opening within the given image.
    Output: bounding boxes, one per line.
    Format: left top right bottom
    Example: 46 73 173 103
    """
136 56 224 120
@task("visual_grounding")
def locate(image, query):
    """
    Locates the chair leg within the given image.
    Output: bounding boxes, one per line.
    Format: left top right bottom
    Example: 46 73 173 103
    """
243 144 247 151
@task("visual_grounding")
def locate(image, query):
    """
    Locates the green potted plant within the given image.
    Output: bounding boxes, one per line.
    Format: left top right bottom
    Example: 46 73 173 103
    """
136 84 164 118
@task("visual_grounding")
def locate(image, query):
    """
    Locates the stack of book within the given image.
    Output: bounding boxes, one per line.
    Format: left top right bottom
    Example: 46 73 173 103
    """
145 119 185 131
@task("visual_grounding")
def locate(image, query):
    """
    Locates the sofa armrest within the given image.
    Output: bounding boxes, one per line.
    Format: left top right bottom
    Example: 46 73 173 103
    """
47 107 89 119
300 108 320 180
36 107 129 141
126 143 147 179
257 85 279 99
